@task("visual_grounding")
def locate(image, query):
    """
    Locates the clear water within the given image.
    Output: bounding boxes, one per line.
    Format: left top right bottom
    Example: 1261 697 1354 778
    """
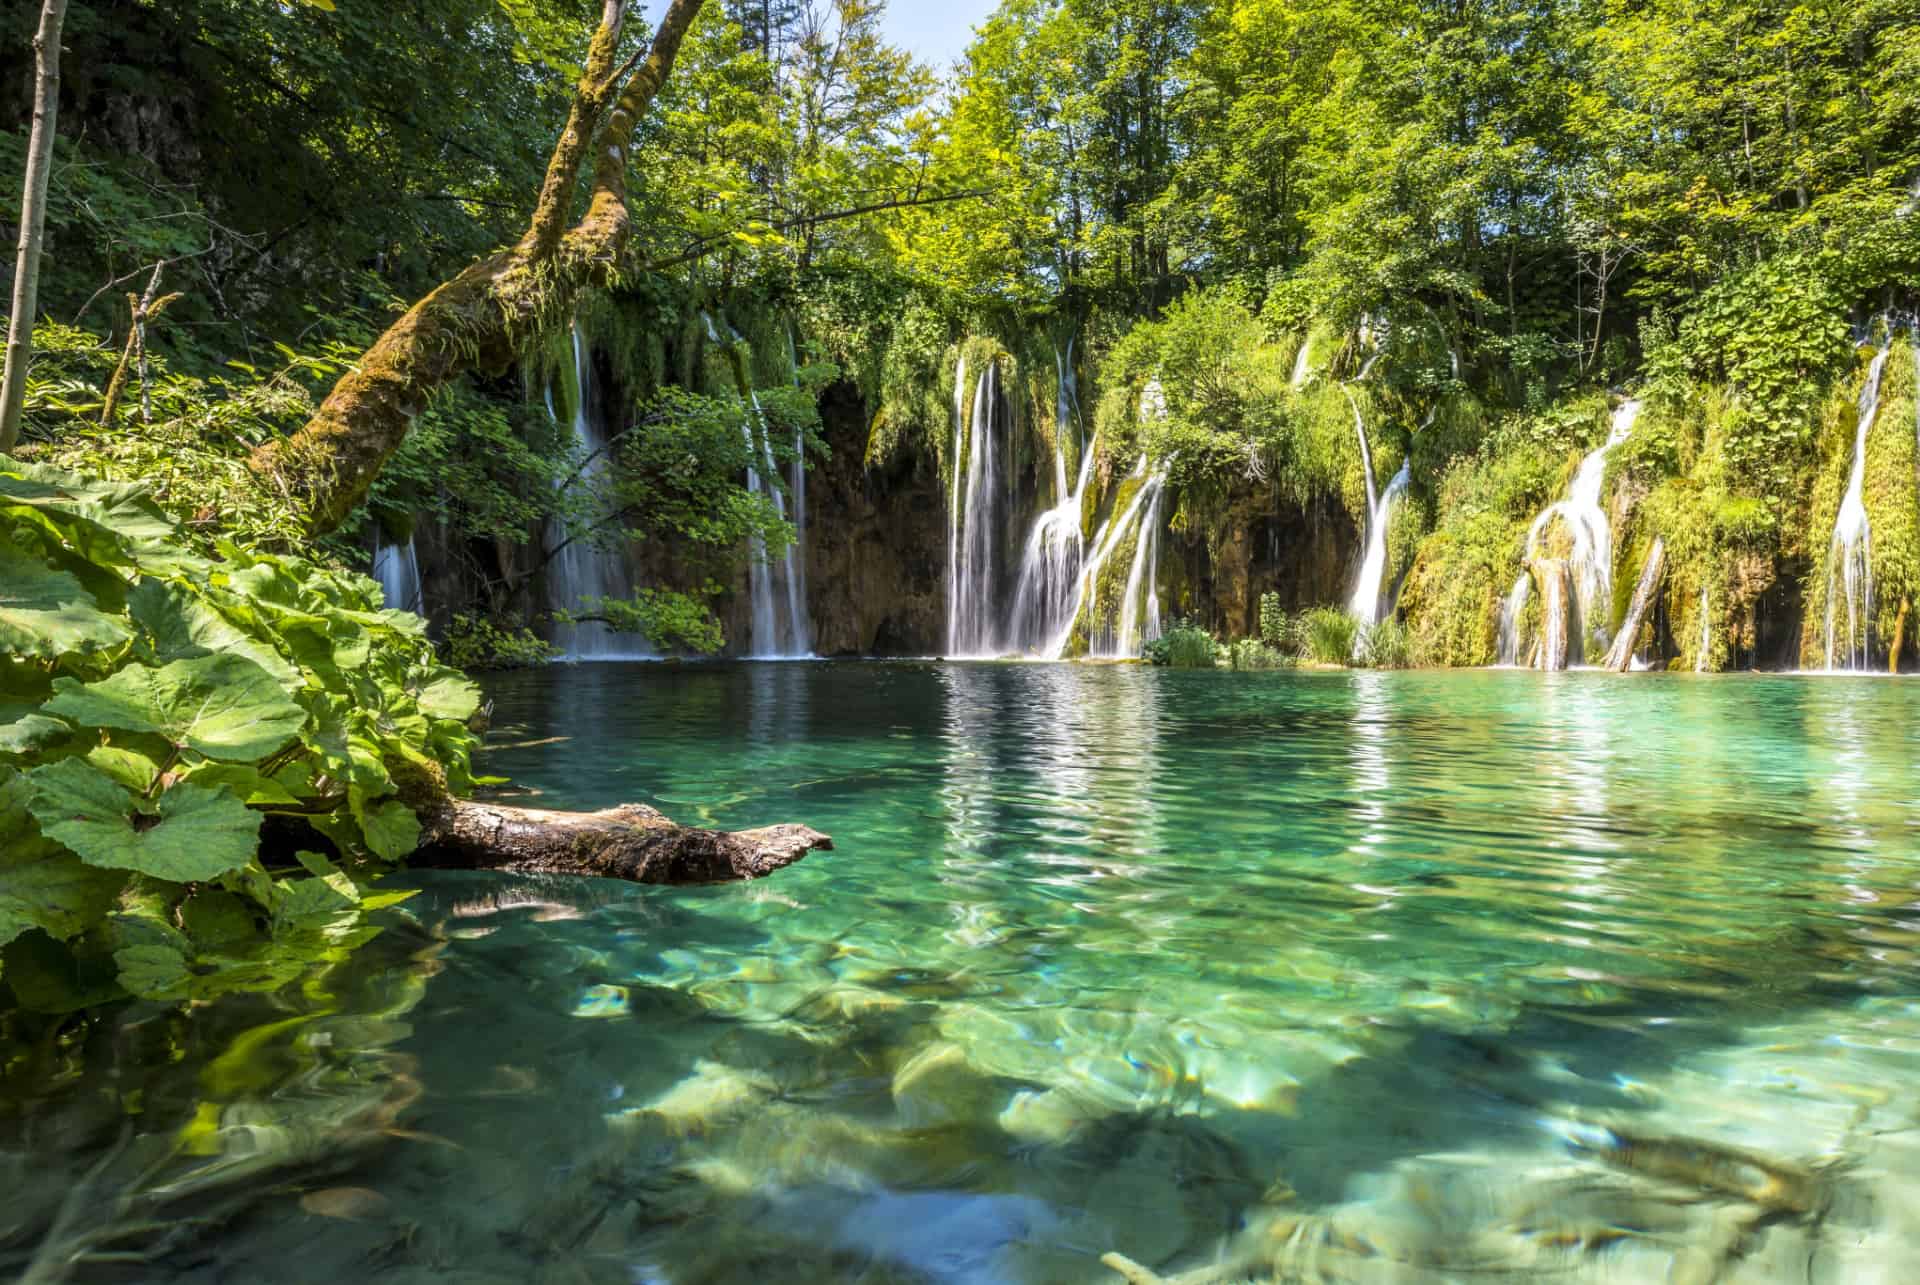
10 664 1920 1282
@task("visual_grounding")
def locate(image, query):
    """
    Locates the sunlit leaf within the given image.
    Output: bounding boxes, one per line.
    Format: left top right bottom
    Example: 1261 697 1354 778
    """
45 653 308 762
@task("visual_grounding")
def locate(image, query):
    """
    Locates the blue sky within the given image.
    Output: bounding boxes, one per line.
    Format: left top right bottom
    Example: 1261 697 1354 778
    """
880 0 1001 67
639 1 1001 70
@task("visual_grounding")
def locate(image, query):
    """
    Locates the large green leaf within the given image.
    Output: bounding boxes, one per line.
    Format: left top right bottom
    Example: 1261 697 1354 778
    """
0 543 133 660
0 774 126 947
128 578 299 685
0 704 69 756
412 671 482 723
356 796 422 861
44 653 307 762
26 759 262 882
0 465 199 574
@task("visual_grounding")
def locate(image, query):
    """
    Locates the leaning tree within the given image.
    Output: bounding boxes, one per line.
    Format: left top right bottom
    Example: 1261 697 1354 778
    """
249 0 708 534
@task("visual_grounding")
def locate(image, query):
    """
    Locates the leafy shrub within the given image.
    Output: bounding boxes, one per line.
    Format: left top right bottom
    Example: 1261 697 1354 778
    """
1229 638 1292 670
443 613 560 671
1356 617 1412 669
1 460 486 1011
1258 593 1289 647
1302 606 1358 664
1144 621 1219 668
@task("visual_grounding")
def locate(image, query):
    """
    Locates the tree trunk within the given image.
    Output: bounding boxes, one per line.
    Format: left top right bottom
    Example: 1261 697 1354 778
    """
248 0 707 534
1603 537 1665 672
411 797 831 884
0 0 71 455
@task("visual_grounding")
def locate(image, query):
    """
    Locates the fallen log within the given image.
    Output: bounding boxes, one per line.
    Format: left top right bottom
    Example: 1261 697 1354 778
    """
410 797 831 884
1603 537 1665 672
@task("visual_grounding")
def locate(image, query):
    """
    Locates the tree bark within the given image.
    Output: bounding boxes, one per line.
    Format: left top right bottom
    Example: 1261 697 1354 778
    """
410 797 831 884
0 0 71 455
1603 537 1664 672
248 0 708 533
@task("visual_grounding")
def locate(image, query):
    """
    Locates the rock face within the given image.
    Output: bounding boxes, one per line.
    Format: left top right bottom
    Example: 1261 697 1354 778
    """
1162 491 1360 641
794 380 949 656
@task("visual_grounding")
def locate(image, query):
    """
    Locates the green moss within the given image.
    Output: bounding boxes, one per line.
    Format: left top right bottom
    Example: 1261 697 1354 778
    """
1399 507 1512 667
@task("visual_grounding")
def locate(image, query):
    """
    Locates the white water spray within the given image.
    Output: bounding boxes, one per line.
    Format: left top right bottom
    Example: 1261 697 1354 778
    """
947 360 1002 657
1500 399 1641 665
1497 574 1532 666
1696 586 1711 673
1045 461 1166 660
1824 344 1891 671
371 535 422 615
547 323 647 659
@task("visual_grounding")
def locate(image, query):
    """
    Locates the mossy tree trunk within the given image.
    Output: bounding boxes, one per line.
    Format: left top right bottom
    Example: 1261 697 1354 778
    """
248 0 707 534
1603 537 1664 672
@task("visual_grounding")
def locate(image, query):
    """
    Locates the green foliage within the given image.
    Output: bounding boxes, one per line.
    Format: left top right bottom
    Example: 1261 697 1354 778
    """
1143 620 1220 668
1258 593 1288 648
1228 638 1293 670
442 614 561 672
0 460 482 1011
1356 617 1412 669
1302 606 1358 665
557 589 728 655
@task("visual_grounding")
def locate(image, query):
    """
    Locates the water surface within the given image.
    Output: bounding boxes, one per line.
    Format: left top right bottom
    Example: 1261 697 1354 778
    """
10 664 1920 1282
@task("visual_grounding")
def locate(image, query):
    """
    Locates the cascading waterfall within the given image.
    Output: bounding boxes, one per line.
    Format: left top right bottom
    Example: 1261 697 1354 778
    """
1502 399 1641 666
784 327 812 655
547 323 645 660
1496 575 1532 666
1100 474 1168 659
1007 341 1097 652
371 535 422 615
1044 461 1165 660
1342 384 1407 627
1008 441 1096 653
947 360 1002 657
1823 343 1891 671
1696 586 1711 673
1348 455 1409 626
709 314 810 658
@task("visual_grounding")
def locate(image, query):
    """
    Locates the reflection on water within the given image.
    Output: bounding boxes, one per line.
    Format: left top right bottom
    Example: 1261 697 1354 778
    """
8 664 1920 1282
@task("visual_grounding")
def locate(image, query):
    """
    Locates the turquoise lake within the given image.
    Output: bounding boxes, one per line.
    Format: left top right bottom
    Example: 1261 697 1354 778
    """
12 663 1920 1282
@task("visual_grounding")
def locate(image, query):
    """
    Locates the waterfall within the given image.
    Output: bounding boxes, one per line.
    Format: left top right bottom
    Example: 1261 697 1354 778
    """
1008 441 1096 653
947 360 1002 657
709 314 810 658
1291 335 1313 389
1496 574 1531 666
1053 337 1080 502
1342 386 1407 627
547 324 646 660
1349 455 1409 627
1823 344 1891 671
1696 586 1711 673
1511 399 1641 665
1044 462 1165 660
1006 341 1098 652
371 535 422 615
1102 474 1168 659
740 390 810 658
785 327 812 656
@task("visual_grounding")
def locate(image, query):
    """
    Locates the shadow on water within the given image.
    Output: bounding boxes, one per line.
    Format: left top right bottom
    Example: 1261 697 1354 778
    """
7 663 1920 1281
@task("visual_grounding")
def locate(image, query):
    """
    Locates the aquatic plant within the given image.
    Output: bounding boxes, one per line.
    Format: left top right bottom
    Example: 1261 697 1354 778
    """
1228 638 1292 670
1302 606 1358 665
1356 616 1412 669
1144 621 1218 668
